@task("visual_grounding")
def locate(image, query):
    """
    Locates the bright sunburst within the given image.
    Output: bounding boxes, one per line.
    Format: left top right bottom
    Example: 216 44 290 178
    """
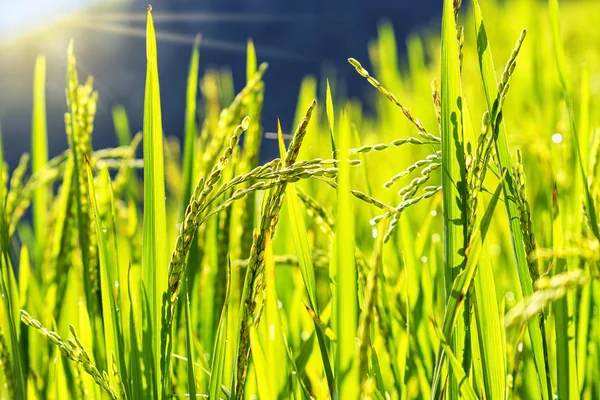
1 0 102 41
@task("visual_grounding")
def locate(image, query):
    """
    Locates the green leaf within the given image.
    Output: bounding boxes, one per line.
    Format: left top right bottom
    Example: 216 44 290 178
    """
87 164 128 397
326 79 336 155
31 55 48 267
334 110 359 399
432 174 504 398
0 122 26 400
209 261 231 399
431 319 478 400
112 105 132 146
143 6 168 398
183 278 197 400
182 34 201 219
552 185 579 398
247 39 257 82
472 1 551 396
439 0 467 395
279 121 335 395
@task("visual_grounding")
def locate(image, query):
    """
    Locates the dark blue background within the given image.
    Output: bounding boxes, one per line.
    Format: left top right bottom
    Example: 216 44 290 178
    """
0 0 439 167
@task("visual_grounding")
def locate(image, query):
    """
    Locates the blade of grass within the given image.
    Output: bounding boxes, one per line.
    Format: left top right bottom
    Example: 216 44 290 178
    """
334 110 359 399
209 260 231 399
128 264 145 398
112 105 132 146
432 174 504 398
31 55 49 269
249 325 273 400
431 318 478 400
471 1 552 397
0 122 26 400
279 121 335 395
552 185 579 398
472 242 505 399
326 79 336 156
143 6 168 398
262 230 289 397
183 277 197 399
181 34 201 219
439 0 467 396
86 164 128 396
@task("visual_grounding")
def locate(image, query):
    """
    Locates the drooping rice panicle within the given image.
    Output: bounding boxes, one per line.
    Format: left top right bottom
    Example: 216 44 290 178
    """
165 117 250 317
231 43 266 262
431 78 442 131
64 43 102 338
19 311 118 400
504 270 589 328
384 152 441 189
232 250 330 270
234 100 316 399
111 352 127 400
348 58 428 133
5 154 30 234
513 148 539 280
466 111 493 234
334 136 438 159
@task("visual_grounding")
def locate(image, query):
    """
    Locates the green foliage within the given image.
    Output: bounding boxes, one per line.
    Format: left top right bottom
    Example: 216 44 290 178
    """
2 1 600 399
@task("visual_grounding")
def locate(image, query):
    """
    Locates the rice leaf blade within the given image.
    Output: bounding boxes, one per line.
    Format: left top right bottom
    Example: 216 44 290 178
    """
439 0 467 396
334 110 359 399
143 6 168 398
31 55 49 267
471 1 551 396
181 34 201 218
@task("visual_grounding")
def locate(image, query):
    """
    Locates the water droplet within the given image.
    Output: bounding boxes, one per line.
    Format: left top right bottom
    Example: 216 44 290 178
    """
102 226 107 233
421 256 428 263
430 210 438 217
277 300 283 309
517 342 523 352
115 281 120 288
372 227 378 239
115 307 120 313
432 233 441 243
300 331 310 341
552 133 563 144
291 371 297 375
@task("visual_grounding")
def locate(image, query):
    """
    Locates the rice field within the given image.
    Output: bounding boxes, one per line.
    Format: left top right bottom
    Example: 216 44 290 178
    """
1 0 600 398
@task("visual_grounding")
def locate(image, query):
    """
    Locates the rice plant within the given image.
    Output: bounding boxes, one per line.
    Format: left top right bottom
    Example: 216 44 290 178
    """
1 0 600 399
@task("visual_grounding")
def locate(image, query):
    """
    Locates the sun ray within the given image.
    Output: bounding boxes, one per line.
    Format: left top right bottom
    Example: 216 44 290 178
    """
65 20 311 60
